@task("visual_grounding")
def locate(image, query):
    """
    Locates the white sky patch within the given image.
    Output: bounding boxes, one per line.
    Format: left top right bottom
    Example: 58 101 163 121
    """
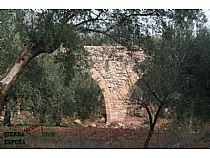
204 9 210 27
0 0 209 9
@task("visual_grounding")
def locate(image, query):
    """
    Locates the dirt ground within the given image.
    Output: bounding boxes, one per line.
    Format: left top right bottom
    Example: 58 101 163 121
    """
1 125 210 148
1 111 210 148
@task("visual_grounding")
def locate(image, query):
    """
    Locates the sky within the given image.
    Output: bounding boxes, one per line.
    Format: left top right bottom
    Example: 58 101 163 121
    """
204 9 210 27
0 0 210 9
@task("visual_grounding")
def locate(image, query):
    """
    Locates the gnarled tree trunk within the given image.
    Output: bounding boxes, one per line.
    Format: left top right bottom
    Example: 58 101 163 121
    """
0 42 44 116
143 104 163 148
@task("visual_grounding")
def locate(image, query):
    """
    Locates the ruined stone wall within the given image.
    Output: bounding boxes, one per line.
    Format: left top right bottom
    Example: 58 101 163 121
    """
84 46 145 124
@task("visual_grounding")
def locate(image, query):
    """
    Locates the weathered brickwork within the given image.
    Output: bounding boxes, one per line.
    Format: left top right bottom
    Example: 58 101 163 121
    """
84 46 145 124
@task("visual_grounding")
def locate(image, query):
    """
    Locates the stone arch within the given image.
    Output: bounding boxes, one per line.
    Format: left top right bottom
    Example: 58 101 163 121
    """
90 68 112 124
113 72 140 120
90 68 141 124
86 46 146 125
117 72 140 99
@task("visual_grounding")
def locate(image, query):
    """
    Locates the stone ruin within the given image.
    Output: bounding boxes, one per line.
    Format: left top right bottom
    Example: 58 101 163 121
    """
84 46 145 124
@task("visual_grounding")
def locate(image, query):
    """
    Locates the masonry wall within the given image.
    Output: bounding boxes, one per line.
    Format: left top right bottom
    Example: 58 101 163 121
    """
85 46 145 124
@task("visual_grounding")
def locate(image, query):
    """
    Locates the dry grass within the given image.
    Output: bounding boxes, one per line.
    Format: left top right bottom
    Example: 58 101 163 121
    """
1 125 210 148
1 111 210 148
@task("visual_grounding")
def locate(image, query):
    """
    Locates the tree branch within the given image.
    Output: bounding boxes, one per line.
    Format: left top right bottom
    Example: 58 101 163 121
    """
120 10 158 23
144 106 153 128
74 10 105 27
144 79 164 105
